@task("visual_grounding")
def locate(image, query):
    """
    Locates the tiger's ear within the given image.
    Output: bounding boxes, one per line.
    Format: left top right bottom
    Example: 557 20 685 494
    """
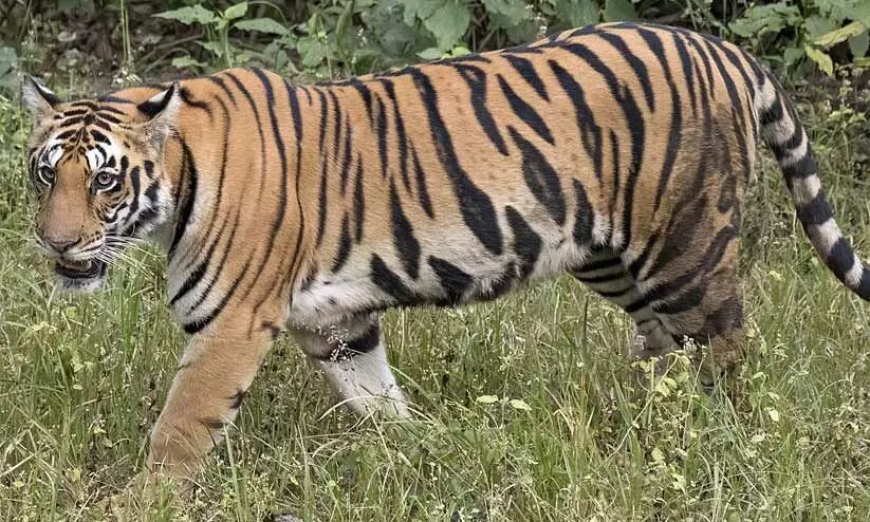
136 82 181 146
21 75 62 120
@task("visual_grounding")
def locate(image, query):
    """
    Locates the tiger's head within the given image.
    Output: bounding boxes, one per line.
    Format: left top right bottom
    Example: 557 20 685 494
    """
22 77 180 291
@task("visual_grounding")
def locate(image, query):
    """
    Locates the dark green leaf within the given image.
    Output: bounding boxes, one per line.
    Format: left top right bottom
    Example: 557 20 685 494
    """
557 0 600 27
234 18 290 35
604 0 636 22
224 2 249 21
425 0 470 50
154 5 217 26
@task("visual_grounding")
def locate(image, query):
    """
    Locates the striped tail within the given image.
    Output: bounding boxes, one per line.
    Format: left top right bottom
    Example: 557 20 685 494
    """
755 70 870 301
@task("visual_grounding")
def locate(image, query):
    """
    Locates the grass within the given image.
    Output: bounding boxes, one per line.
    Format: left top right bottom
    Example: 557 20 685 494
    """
1 82 870 521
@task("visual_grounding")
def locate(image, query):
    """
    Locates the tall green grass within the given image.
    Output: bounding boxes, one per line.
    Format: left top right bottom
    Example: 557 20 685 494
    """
1 87 869 521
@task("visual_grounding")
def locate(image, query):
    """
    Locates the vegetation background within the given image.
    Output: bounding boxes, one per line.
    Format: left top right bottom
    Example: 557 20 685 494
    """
1 0 870 520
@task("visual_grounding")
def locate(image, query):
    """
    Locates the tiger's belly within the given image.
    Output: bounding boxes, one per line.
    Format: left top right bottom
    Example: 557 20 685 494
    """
287 221 601 331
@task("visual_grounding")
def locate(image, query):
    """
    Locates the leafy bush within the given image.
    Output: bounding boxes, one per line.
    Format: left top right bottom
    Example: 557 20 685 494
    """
1 0 868 91
730 0 869 76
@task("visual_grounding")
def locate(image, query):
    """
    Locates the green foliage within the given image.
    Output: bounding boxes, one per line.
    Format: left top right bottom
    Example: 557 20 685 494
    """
0 46 18 96
154 1 286 70
6 0 869 83
730 0 870 75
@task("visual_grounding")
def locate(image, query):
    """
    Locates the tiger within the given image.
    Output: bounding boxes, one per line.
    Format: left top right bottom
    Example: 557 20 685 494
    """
21 21 870 491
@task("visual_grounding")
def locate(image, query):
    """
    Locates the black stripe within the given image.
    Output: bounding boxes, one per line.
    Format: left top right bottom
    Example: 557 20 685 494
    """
390 180 421 279
91 119 112 132
316 88 328 153
503 54 549 101
314 90 330 247
127 166 141 216
455 65 509 156
497 74 554 145
578 255 622 273
636 28 682 214
169 144 197 256
354 155 366 242
701 39 748 137
609 130 620 238
97 105 125 116
97 95 134 105
184 207 242 315
411 69 502 255
782 155 816 186
411 145 435 218
339 119 353 194
315 153 330 248
549 60 603 180
180 87 212 118
573 179 593 245
374 94 389 178
672 33 698 117
349 78 374 123
179 94 232 276
332 215 353 272
506 206 542 279
205 75 238 107
796 193 833 226
574 271 626 284
759 94 783 127
59 109 88 118
617 84 645 250
170 218 229 304
328 90 343 162
825 237 855 280
381 80 411 191
596 31 655 111
653 286 705 315
508 126 566 226
271 78 308 314
95 112 122 124
683 34 716 100
241 69 290 300
429 256 472 304
371 254 415 303
90 129 110 144
183 212 249 332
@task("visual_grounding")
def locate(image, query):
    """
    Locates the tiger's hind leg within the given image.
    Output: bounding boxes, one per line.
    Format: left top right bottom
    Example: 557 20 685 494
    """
571 248 680 361
573 244 744 385
645 237 745 385
292 314 410 418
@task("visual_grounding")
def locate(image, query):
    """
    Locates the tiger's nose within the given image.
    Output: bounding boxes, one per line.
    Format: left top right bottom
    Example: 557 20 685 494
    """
42 235 79 253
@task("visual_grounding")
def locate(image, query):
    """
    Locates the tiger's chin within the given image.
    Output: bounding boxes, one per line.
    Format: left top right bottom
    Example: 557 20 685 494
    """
54 258 108 293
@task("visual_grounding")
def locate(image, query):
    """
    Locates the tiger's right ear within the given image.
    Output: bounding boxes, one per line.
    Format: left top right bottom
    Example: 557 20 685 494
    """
135 82 181 147
21 75 62 120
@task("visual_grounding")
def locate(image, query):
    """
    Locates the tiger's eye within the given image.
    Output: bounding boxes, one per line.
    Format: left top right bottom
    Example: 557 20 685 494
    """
94 171 115 189
37 166 55 184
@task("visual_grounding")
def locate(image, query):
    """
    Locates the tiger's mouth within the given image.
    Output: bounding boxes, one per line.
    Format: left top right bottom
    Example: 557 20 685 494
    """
54 258 108 289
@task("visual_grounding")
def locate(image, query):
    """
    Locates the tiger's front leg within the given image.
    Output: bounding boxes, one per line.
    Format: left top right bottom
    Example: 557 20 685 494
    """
146 329 272 480
292 314 410 418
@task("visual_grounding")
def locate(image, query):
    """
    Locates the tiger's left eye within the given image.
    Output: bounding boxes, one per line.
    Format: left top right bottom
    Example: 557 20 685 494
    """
94 171 116 189
37 165 56 185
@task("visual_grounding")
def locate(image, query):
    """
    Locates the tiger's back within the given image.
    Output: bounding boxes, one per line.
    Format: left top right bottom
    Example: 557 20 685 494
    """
22 21 869 488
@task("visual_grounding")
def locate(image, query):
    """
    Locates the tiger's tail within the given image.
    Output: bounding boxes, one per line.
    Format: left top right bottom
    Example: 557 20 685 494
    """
754 69 870 301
